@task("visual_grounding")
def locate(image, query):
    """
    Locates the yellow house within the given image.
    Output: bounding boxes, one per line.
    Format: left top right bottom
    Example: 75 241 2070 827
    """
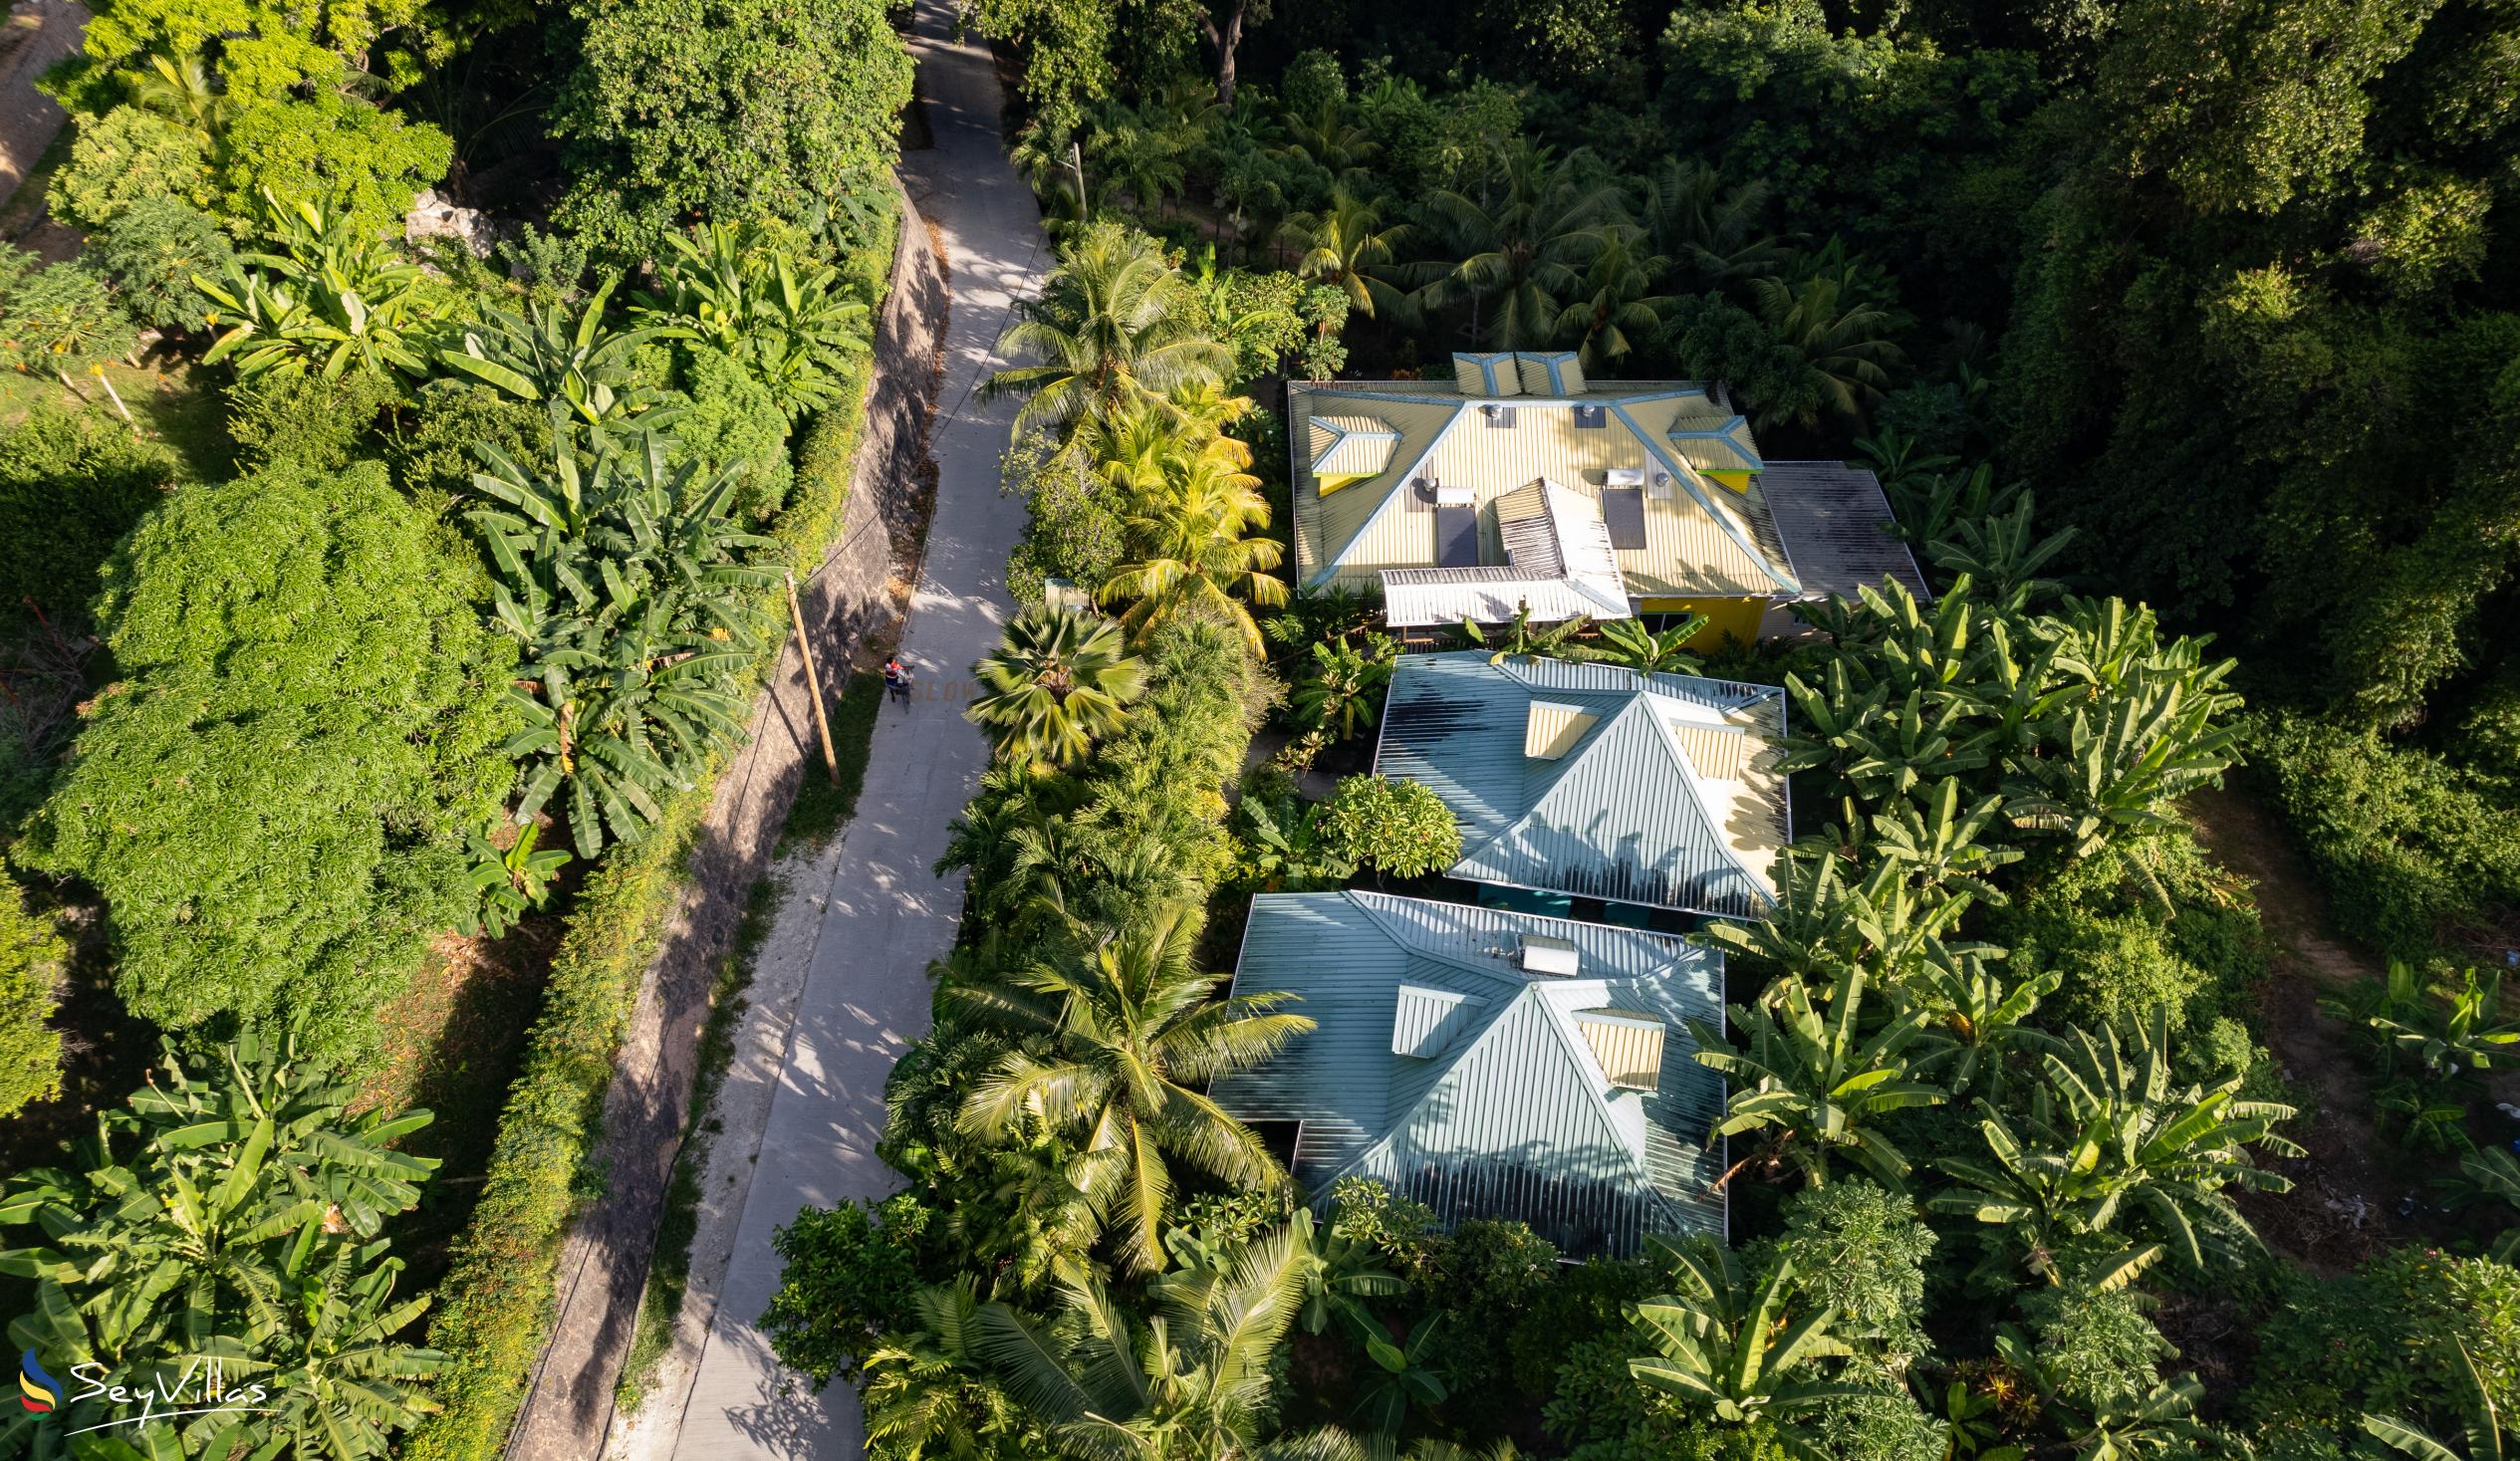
1288 356 1928 643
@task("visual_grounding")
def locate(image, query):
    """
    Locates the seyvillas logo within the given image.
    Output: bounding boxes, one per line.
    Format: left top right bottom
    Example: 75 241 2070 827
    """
18 1351 60 1414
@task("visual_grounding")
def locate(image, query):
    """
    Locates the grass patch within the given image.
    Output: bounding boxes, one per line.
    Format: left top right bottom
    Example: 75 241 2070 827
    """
0 357 236 482
614 874 781 1415
780 669 885 853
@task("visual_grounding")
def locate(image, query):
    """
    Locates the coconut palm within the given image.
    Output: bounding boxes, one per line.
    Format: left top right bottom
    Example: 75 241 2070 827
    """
976 1217 1319 1459
1688 964 1947 1189
1746 270 1906 428
1101 435 1289 653
1637 157 1793 291
1626 1236 1867 1425
950 902 1313 1273
1291 633 1394 741
1278 191 1414 321
1555 227 1672 369
970 608 1149 768
859 1279 1032 1460
984 224 1234 440
1932 1011 2301 1285
1278 103 1382 191
1418 141 1625 350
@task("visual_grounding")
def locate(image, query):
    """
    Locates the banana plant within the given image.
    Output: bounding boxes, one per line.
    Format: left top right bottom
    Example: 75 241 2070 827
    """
1697 849 1964 985
1626 1238 1867 1424
462 822 572 938
2445 1147 2520 1263
196 190 440 382
2002 671 2240 856
2364 966 2520 1078
1353 1313 1448 1433
437 275 666 424
1870 780 2022 904
469 422 778 855
1689 964 1946 1189
1595 614 1707 675
633 221 872 419
1933 1011 2300 1284
0 1034 439 1460
1459 607 1597 664
1907 947 2061 1100
1925 491 2073 614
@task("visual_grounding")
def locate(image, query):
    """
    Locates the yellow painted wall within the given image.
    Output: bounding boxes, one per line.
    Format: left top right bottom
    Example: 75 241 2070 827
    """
1317 473 1373 496
1636 596 1767 645
1704 470 1754 494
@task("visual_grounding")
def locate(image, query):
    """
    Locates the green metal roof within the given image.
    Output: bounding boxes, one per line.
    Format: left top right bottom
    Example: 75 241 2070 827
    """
1373 654 1790 918
1211 891 1727 1257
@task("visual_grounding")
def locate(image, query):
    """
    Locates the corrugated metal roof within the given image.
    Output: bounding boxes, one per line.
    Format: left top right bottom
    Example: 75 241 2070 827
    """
1667 409 1764 473
1759 460 1932 604
1210 891 1727 1258
1311 414 1400 476
1373 653 1789 917
1286 380 1799 599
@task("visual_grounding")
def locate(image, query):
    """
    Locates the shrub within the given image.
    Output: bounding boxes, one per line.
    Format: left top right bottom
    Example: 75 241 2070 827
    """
2020 1283 2173 1414
47 107 211 229
87 196 236 333
19 460 518 1059
0 405 179 623
1005 432 1128 609
2252 712 2520 956
1317 774 1463 878
386 383 551 505
224 371 397 471
671 343 795 521
2245 1246 2520 1456
0 878 66 1118
758 1193 933 1386
1758 1179 1934 1361
212 93 453 236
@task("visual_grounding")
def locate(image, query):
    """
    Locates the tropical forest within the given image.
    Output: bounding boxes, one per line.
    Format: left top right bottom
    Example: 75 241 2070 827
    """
0 0 2512 1459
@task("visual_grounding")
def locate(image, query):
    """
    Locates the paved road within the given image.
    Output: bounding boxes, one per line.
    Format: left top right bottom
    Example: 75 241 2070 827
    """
0 0 88 213
661 4 1044 1456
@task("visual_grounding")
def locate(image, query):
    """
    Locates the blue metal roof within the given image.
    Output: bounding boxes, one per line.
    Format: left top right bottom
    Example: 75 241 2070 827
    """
1373 654 1790 918
1211 891 1728 1259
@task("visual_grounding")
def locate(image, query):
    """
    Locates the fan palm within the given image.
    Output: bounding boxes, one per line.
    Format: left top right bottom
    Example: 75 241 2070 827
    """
1626 1236 1867 1425
1278 191 1413 321
1745 271 1906 428
1101 435 1288 653
985 224 1234 440
1419 142 1624 350
950 902 1313 1272
1932 1011 2301 1284
970 608 1149 768
1688 964 1947 1189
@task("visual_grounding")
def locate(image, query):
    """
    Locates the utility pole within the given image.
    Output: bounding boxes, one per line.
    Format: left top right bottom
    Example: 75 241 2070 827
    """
1070 139 1088 219
784 570 841 784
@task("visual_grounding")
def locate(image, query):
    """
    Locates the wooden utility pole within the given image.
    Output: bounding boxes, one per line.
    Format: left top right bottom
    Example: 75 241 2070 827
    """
784 570 841 783
1070 139 1088 218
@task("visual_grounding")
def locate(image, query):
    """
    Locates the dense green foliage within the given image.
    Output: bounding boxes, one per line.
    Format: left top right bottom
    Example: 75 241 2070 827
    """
0 406 177 624
0 880 66 1120
0 1032 441 1457
21 461 516 1058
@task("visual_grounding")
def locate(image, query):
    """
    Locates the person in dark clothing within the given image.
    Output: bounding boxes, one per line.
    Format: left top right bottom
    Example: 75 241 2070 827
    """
883 654 911 704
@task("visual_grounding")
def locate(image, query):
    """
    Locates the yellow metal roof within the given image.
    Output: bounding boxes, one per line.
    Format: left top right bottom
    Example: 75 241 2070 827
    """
1287 381 1797 599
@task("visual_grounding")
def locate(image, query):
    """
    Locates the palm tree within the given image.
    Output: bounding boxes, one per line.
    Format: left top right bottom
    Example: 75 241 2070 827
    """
1278 191 1414 321
984 224 1234 440
859 1279 1032 1460
950 902 1313 1272
1688 964 1946 1189
1101 435 1289 653
969 608 1148 768
1932 1011 2301 1285
1745 271 1906 428
1626 1236 1867 1425
1419 142 1625 351
1554 227 1672 369
1278 103 1382 191
976 1217 1315 1456
1291 633 1394 741
1637 158 1792 291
